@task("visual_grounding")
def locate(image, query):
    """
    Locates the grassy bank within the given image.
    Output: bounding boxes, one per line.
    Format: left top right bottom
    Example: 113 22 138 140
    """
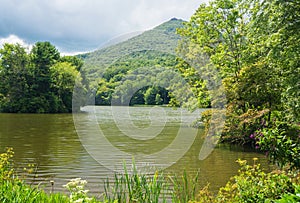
1 148 299 203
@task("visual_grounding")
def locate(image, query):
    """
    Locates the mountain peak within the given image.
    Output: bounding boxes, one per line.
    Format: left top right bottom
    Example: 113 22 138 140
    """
153 18 184 32
170 17 182 21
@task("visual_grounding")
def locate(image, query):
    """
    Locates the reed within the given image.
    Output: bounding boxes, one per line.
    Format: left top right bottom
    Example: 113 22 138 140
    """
104 161 168 203
169 170 200 203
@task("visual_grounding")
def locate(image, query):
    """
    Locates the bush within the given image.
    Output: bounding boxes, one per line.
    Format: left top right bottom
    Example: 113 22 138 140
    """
190 159 299 203
276 185 300 203
254 122 300 169
217 159 296 202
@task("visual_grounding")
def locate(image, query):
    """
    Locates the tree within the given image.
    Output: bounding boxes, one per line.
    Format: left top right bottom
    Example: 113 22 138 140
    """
175 59 211 108
144 87 157 105
50 62 80 112
177 0 258 143
178 0 300 168
177 0 295 143
248 0 300 122
246 0 300 168
0 42 87 113
0 43 30 112
30 42 60 96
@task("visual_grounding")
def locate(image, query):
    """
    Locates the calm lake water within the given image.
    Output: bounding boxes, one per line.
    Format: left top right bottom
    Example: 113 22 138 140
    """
0 106 271 196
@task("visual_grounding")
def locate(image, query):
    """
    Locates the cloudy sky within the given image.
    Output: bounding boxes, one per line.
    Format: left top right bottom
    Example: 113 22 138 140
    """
0 0 209 54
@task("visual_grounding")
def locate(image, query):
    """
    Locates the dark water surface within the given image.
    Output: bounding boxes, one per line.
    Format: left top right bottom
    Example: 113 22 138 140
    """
0 106 271 196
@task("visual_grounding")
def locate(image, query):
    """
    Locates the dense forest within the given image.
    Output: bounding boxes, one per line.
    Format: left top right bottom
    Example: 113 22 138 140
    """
0 42 87 113
95 50 177 106
177 0 299 168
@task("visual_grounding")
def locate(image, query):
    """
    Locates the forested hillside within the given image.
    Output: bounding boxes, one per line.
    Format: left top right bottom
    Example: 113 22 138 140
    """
79 18 184 83
95 50 178 105
79 18 207 106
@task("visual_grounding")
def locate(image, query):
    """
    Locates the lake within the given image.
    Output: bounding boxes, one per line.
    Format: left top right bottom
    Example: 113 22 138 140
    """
0 106 271 196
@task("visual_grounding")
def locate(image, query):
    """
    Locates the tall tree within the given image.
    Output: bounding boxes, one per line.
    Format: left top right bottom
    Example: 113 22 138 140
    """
177 0 300 167
50 62 80 112
249 0 300 122
30 42 60 95
177 0 257 143
0 42 87 113
177 0 294 144
0 43 30 112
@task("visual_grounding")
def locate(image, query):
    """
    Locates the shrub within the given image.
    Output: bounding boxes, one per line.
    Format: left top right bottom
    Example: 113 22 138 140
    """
190 159 299 203
217 159 297 202
255 122 300 169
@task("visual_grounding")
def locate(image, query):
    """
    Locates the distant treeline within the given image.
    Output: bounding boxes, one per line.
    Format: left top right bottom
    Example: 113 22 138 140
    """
95 50 179 106
0 42 88 113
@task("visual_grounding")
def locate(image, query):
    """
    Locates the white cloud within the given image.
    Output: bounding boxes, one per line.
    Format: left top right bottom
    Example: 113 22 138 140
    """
0 35 32 50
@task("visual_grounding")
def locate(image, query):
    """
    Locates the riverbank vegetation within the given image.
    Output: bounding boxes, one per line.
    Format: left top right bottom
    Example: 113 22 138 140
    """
1 148 299 202
177 0 299 170
0 42 88 113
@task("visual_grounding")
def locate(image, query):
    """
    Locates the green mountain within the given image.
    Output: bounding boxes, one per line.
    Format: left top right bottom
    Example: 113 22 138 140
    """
78 18 185 84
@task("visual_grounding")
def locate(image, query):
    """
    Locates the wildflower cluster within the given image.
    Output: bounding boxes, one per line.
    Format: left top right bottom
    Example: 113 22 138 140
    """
0 147 14 181
64 178 93 203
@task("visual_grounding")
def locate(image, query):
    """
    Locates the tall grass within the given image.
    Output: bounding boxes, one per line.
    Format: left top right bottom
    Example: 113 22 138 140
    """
0 179 69 202
104 161 168 203
169 170 199 203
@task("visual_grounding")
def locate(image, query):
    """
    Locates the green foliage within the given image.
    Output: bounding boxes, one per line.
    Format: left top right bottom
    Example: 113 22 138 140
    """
0 147 14 181
217 159 296 202
30 42 60 97
190 159 300 203
50 62 80 112
177 0 299 168
0 148 104 203
0 42 87 113
175 59 211 108
95 50 176 106
104 162 167 203
249 0 300 122
0 179 70 203
79 18 184 83
276 185 300 203
0 43 30 112
169 170 199 203
254 122 300 169
1 149 300 203
177 0 260 144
